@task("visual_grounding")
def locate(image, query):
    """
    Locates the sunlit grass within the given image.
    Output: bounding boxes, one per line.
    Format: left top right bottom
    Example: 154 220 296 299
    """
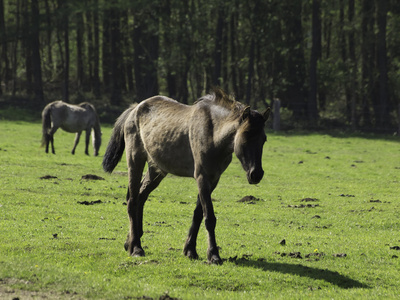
1 120 400 299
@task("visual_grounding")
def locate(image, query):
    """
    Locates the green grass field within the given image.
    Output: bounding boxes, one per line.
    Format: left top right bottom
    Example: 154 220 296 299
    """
1 119 400 299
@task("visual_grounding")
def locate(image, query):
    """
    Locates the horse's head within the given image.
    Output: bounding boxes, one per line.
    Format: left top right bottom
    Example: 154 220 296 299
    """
234 107 270 184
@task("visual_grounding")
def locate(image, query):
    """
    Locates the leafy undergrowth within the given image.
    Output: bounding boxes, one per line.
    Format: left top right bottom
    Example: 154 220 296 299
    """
1 121 400 299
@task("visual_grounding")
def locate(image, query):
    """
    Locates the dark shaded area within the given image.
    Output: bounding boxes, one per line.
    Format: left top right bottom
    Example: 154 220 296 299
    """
0 1 399 132
237 195 261 203
77 200 102 205
81 174 105 180
231 257 369 289
39 175 58 180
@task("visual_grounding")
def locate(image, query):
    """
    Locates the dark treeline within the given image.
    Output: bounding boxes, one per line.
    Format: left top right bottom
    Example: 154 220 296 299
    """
0 0 400 131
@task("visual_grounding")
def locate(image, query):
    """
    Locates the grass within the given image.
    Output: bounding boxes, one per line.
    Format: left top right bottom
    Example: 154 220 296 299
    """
0 119 400 299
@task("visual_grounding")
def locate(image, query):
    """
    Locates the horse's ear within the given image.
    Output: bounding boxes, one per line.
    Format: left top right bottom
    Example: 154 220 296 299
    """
241 106 251 122
262 107 271 122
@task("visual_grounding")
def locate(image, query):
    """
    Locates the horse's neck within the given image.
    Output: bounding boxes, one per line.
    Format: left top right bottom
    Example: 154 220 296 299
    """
213 117 238 153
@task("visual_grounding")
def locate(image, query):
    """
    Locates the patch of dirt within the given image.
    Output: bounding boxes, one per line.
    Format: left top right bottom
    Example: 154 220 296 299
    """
288 204 319 208
39 175 58 180
333 253 347 258
237 195 261 204
305 252 325 258
0 278 82 299
134 294 180 300
77 200 103 205
301 198 318 202
274 251 345 260
81 174 105 180
274 251 303 259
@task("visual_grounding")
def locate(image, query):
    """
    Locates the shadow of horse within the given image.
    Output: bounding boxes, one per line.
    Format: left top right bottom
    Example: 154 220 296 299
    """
233 258 369 289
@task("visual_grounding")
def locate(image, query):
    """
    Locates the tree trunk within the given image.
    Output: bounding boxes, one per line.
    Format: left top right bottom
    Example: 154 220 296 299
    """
102 9 111 93
285 0 307 120
230 9 239 99
76 11 84 90
93 0 100 97
31 0 44 102
340 0 351 122
377 0 389 129
213 6 224 87
308 0 321 121
44 0 53 68
133 13 159 101
0 0 8 94
361 0 374 128
11 0 21 95
349 0 357 130
60 0 69 102
110 1 122 105
245 38 255 106
22 0 32 94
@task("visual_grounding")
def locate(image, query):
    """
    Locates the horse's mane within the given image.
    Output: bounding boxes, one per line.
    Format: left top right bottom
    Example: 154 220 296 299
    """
196 88 244 116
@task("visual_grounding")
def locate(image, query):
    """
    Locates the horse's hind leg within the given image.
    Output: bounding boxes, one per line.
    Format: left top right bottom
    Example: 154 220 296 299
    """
71 132 81 155
124 166 165 254
50 135 55 154
184 195 203 260
48 127 58 154
125 147 148 257
84 129 90 155
45 134 50 153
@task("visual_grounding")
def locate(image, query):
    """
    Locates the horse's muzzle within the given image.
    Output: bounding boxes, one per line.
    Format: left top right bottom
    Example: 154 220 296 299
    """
247 168 264 184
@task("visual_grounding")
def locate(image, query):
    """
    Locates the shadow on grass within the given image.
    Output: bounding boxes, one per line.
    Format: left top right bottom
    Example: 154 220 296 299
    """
234 258 369 289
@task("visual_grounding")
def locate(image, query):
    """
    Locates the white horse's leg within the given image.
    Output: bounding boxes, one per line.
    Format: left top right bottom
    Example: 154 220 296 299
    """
48 126 58 154
72 132 81 155
84 129 91 155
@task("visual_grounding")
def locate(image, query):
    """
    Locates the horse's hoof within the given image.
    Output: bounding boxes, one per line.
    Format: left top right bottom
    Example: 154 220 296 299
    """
132 247 145 257
184 249 199 260
208 255 223 265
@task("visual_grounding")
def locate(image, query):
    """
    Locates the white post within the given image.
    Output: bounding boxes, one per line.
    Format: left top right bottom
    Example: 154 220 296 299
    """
273 98 281 131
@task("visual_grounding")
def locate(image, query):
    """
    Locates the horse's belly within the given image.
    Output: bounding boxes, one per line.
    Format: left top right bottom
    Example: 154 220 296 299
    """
148 148 194 178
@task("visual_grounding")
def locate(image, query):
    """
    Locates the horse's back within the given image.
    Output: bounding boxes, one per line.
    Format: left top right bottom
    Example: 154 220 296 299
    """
45 100 96 133
127 96 195 177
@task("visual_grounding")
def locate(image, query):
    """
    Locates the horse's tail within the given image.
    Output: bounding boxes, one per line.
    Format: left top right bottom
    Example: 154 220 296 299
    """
102 104 137 173
41 104 52 147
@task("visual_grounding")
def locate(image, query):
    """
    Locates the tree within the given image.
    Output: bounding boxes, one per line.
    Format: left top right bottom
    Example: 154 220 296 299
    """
308 0 321 121
283 0 307 120
132 3 159 101
377 0 389 128
110 0 123 105
31 0 44 102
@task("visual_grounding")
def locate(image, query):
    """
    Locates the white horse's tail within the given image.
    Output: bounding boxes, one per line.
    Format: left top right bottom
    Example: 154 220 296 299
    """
102 104 137 173
41 104 52 147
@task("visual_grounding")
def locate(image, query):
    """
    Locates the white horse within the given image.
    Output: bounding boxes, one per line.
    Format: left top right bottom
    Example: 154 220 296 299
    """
41 101 102 156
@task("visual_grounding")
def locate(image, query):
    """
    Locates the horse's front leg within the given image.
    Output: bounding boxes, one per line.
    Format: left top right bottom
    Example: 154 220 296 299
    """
195 174 222 265
72 132 81 155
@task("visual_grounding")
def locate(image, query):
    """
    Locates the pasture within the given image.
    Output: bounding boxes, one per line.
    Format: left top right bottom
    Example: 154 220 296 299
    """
0 119 400 299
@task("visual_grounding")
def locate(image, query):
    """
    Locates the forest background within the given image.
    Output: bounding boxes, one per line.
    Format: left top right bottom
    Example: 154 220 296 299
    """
0 0 400 132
